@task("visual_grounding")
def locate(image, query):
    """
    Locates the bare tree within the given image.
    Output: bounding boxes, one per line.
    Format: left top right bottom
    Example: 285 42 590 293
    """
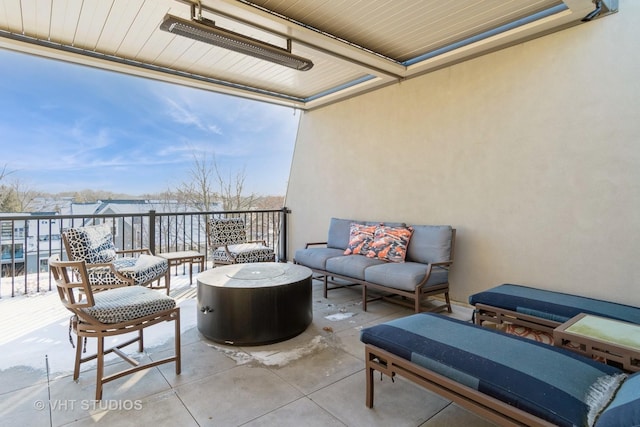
177 153 218 212
176 151 257 212
9 178 39 212
0 164 9 181
0 165 42 212
213 156 256 211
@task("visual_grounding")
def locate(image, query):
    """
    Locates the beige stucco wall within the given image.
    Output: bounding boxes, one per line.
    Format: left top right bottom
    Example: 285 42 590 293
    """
285 1 640 307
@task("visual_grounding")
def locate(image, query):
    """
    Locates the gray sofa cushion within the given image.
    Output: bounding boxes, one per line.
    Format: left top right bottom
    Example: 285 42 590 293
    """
327 218 363 250
294 247 345 270
406 225 452 264
364 262 449 291
325 255 385 280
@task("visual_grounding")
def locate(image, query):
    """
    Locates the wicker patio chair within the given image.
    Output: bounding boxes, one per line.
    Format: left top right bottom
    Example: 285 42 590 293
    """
62 223 170 294
207 217 275 266
49 255 181 400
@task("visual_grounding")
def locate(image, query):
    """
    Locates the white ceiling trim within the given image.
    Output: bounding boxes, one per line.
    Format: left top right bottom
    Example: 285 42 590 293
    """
0 0 618 111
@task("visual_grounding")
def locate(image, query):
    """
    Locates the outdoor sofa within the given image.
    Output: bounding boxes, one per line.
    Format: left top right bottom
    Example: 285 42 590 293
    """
469 284 640 334
293 217 455 313
361 312 640 427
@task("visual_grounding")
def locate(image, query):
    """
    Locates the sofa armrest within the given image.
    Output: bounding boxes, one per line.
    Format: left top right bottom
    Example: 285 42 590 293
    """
305 241 328 248
430 261 453 269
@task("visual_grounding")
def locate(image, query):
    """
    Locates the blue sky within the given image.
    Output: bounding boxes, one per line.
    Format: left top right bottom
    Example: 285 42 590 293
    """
0 49 300 196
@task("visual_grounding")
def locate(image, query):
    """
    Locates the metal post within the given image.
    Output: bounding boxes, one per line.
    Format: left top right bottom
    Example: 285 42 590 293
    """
279 207 291 262
149 210 156 255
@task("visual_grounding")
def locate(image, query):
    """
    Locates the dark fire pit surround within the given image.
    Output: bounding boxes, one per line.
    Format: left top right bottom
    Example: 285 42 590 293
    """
197 262 313 345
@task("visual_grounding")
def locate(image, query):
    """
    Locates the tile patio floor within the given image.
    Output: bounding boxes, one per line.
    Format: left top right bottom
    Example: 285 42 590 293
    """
0 265 497 426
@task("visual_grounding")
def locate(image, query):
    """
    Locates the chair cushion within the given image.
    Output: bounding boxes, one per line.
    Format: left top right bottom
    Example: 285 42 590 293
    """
212 243 275 264
364 262 448 291
114 255 169 286
86 255 168 286
361 313 626 427
294 247 345 270
208 218 247 246
469 284 640 324
64 224 117 264
596 371 640 427
82 285 176 324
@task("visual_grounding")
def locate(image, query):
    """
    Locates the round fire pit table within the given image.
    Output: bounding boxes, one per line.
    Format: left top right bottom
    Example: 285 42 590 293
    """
197 262 313 345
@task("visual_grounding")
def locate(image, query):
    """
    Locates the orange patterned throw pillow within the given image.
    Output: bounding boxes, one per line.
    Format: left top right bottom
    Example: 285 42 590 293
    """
344 223 377 255
367 224 414 262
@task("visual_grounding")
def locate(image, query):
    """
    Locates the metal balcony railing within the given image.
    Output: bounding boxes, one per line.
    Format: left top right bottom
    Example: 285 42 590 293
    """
0 207 291 298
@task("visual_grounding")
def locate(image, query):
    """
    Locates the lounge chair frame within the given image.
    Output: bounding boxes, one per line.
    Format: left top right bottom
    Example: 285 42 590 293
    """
365 343 555 427
473 303 561 334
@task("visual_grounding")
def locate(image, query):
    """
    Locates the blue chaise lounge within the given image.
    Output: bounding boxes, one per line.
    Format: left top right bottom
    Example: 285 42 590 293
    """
469 284 640 334
361 313 640 427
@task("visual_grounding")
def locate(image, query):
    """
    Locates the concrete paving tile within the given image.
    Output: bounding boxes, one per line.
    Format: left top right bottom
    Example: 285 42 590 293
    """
0 381 51 427
153 336 238 387
244 396 346 427
268 339 364 395
47 357 173 425
310 371 449 427
0 365 49 394
420 403 498 427
175 365 303 426
65 390 198 427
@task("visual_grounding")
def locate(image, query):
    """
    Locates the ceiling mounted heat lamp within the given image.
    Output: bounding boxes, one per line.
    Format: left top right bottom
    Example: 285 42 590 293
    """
159 6 313 71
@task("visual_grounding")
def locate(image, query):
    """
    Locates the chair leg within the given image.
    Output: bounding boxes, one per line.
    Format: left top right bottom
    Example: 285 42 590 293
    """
138 329 144 353
366 357 375 408
96 337 105 401
174 310 181 375
164 270 171 295
73 334 83 381
362 285 368 311
323 275 328 299
445 291 452 313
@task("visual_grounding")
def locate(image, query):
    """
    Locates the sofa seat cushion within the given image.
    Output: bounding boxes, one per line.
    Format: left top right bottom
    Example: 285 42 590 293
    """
82 285 176 324
469 284 640 324
294 247 345 270
212 243 275 264
364 262 449 291
361 313 626 427
325 255 385 280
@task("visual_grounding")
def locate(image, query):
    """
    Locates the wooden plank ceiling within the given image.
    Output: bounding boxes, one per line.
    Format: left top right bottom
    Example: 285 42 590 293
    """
0 0 614 110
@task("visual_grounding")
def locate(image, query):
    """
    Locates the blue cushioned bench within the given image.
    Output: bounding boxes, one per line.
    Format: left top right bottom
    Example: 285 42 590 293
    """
361 313 640 427
469 284 640 334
